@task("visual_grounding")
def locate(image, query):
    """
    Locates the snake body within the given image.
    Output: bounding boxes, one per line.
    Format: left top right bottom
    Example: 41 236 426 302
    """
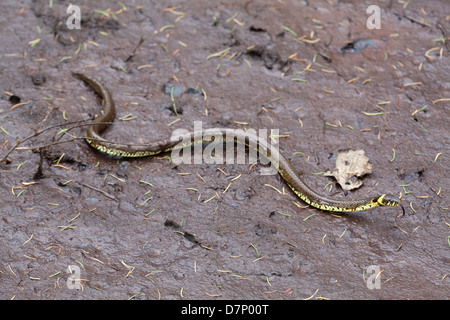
73 73 402 213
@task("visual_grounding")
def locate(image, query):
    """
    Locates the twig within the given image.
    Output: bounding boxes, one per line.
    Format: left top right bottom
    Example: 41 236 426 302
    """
437 24 450 52
423 179 443 199
31 138 79 151
76 181 118 202
125 36 145 62
0 119 106 163
392 12 431 28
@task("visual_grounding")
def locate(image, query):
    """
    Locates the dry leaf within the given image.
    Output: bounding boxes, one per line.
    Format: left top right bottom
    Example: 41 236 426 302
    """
324 149 373 191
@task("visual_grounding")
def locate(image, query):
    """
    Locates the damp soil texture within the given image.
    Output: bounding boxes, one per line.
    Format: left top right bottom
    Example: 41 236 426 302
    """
0 0 449 300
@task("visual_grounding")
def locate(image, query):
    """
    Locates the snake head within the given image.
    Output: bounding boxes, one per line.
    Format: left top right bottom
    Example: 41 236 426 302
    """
377 194 402 207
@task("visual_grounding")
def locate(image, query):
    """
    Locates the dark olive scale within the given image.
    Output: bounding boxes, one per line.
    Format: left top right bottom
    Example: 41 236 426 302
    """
73 73 402 213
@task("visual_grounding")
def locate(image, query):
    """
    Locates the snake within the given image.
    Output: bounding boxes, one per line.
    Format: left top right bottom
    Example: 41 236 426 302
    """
73 72 403 213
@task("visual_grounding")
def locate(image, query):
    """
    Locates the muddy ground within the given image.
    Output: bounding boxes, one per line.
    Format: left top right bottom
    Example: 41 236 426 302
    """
0 0 448 300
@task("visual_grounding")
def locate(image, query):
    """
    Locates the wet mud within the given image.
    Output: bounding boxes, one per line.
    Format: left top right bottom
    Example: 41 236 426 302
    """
0 0 449 299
